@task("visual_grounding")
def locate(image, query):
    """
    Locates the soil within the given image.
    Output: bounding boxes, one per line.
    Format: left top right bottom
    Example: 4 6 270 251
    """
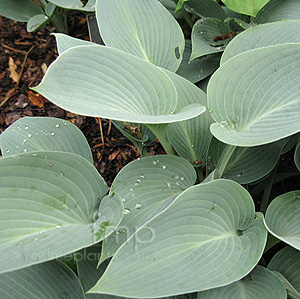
0 13 163 186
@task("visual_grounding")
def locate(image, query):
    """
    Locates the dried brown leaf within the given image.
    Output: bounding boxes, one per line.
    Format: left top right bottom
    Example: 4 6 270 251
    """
26 90 44 107
8 57 19 83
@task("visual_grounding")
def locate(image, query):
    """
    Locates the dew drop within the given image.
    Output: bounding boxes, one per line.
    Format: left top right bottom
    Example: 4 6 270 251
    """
174 175 179 180
176 182 180 186
63 121 67 126
167 182 172 189
27 133 32 138
61 203 69 210
17 125 21 130
122 198 126 202
209 108 213 113
134 182 139 186
33 238 38 241
140 175 145 179
23 139 27 143
124 208 131 215
152 161 157 165
135 203 142 209
24 149 28 152
24 126 28 129
58 171 64 178
191 144 194 148
130 188 133 192
5 149 9 153
55 124 60 128
32 153 38 157
16 145 19 148
54 225 62 229
162 165 167 170
51 132 55 136
180 177 185 181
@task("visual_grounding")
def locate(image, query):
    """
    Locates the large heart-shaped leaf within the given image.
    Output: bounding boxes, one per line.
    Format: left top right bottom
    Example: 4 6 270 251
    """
254 0 300 23
96 0 184 72
0 0 43 22
268 246 300 299
221 0 270 17
197 265 286 298
89 180 267 297
208 43 300 146
176 40 221 83
264 191 300 250
0 151 123 274
206 138 288 184
191 18 231 61
222 20 300 64
33 45 205 124
183 0 226 20
100 155 196 264
0 117 93 163
0 260 85 298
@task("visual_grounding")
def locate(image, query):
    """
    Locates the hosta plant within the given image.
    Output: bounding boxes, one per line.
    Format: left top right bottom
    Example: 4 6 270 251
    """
1 0 300 298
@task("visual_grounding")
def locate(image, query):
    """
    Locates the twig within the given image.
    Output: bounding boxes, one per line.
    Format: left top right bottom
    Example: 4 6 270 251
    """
107 119 112 135
0 45 34 108
1 43 28 54
96 117 105 150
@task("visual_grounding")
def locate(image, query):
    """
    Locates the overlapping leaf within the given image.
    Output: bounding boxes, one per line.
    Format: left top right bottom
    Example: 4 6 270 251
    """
222 20 300 63
183 0 226 20
197 265 286 298
96 0 184 72
0 151 123 274
99 155 196 264
48 0 95 11
0 260 85 298
264 191 300 250
0 117 93 163
221 0 270 17
206 138 287 184
208 43 300 146
90 180 267 298
33 45 205 124
254 0 300 23
191 18 231 61
176 40 220 83
268 246 300 299
0 0 43 22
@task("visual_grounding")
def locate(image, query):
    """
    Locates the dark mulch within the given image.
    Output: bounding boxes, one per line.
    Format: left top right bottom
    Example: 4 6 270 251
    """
0 14 163 186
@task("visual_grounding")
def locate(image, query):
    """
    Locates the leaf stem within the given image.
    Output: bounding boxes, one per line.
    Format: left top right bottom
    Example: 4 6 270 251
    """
196 167 204 182
147 124 177 156
260 163 278 214
181 6 194 29
214 144 236 179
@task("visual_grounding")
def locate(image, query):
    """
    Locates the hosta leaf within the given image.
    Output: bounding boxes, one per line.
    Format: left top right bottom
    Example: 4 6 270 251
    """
33 45 205 124
295 139 300 171
176 40 221 83
206 138 288 184
264 191 300 250
183 0 227 20
100 155 196 264
48 0 95 11
268 246 300 299
0 260 85 299
27 14 49 32
76 245 112 299
197 265 286 299
254 0 300 24
0 151 124 274
96 0 184 72
208 43 300 146
53 33 94 55
191 18 231 61
221 0 270 17
0 117 93 163
0 0 43 22
89 180 267 297
222 20 300 64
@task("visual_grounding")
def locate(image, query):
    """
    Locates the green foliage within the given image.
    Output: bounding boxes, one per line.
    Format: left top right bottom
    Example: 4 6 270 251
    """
1 0 300 297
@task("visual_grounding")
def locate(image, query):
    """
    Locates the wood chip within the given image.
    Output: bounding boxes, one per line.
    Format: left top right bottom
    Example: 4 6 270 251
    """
8 57 19 83
26 90 44 107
